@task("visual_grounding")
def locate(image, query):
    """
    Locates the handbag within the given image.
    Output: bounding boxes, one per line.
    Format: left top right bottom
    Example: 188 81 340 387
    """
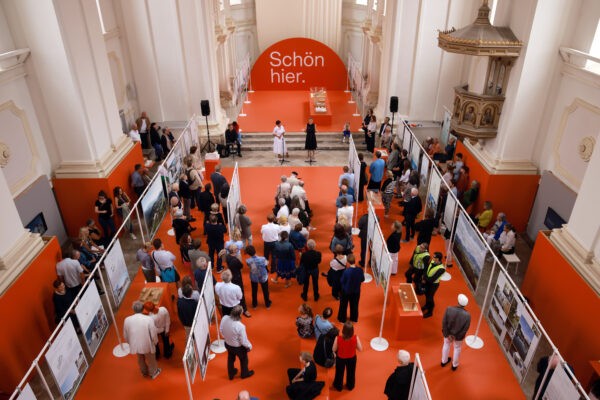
160 267 177 283
323 340 335 368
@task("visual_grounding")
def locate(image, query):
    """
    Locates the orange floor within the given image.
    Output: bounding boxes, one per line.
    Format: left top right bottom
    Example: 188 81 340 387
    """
237 90 364 132
78 166 524 399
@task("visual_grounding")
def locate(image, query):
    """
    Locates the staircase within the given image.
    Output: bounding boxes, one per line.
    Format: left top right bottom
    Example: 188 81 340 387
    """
238 132 368 152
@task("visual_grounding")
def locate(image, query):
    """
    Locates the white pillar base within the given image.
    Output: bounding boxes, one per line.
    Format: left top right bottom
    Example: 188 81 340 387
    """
370 336 389 351
210 339 226 354
465 334 484 349
113 343 130 357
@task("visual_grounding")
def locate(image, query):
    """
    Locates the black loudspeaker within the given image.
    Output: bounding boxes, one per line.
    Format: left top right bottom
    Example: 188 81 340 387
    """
390 96 399 113
200 100 210 116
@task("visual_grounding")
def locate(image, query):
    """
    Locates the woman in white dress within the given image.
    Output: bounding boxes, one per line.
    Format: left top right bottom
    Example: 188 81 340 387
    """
273 120 287 158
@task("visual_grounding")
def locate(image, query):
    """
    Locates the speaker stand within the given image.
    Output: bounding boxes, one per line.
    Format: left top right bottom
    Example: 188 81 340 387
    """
200 115 215 153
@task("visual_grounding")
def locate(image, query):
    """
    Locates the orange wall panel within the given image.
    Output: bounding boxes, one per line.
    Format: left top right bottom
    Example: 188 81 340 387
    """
53 144 144 237
522 233 600 384
456 141 539 231
0 237 62 393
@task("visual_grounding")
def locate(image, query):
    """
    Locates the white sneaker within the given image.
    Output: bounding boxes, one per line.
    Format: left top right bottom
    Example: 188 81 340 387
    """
130 233 137 240
151 368 161 380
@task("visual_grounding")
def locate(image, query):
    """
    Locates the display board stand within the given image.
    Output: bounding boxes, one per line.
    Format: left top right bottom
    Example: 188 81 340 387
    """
465 260 498 350
210 308 226 354
98 268 130 357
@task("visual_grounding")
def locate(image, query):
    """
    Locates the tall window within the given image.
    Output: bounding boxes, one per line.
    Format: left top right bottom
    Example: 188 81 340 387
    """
229 0 242 5
95 0 107 34
355 0 368 6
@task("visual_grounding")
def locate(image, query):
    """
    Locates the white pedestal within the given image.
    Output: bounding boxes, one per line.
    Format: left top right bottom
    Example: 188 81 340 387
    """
113 343 130 357
210 339 226 354
440 271 452 281
465 335 484 349
370 337 389 351
364 272 373 283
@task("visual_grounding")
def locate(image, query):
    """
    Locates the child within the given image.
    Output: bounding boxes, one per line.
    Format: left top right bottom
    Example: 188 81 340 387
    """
342 122 351 143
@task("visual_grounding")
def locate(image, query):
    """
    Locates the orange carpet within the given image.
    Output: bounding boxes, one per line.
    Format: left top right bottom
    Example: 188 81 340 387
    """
237 90 364 132
78 166 524 399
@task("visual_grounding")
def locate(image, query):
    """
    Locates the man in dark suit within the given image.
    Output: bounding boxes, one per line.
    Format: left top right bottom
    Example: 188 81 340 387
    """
402 187 422 242
225 123 242 157
379 116 390 137
211 165 229 200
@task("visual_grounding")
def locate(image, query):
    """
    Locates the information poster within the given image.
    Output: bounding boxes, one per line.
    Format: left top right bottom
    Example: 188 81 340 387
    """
184 337 199 384
443 194 457 231
452 212 487 290
202 271 215 321
227 165 241 234
420 155 430 187
193 301 211 381
378 252 391 292
410 137 421 171
164 146 183 189
190 119 199 147
45 319 88 400
371 228 383 272
104 239 130 306
540 362 581 399
141 177 168 240
75 281 109 356
367 205 376 244
16 383 37 400
427 170 442 217
487 271 541 381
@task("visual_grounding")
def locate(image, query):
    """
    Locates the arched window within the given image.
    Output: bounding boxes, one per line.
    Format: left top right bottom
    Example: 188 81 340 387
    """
586 18 600 74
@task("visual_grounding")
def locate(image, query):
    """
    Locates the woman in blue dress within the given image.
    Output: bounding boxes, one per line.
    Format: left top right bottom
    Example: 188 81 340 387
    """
271 231 296 288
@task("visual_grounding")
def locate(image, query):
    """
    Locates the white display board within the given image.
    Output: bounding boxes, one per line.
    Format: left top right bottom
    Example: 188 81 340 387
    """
410 137 420 171
141 177 168 240
402 126 411 152
227 163 241 234
193 301 211 381
367 203 376 244
426 170 442 216
184 338 199 384
104 239 130 306
190 117 199 147
378 250 391 293
440 109 451 146
410 368 431 400
539 362 581 399
45 318 88 400
487 270 541 382
348 137 361 195
74 280 109 356
443 193 457 231
202 270 215 321
16 384 37 400
371 227 383 272
420 155 430 187
452 212 487 290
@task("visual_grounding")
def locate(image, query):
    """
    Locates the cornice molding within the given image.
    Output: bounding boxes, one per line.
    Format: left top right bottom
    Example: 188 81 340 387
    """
54 135 134 179
0 232 45 296
549 227 600 296
464 140 538 175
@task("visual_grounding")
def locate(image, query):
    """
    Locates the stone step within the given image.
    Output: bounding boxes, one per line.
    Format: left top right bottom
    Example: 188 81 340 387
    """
222 132 368 151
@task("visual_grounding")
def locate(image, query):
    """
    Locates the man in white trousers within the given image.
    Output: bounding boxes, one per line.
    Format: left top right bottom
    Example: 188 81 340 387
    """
441 293 471 371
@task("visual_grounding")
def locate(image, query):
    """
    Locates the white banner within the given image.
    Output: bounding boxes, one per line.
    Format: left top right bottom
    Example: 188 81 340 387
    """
203 269 216 321
443 193 457 230
193 301 211 381
45 318 88 400
440 109 451 146
426 170 442 217
104 239 130 306
487 270 541 382
540 361 581 399
410 137 420 170
420 155 430 187
227 163 242 234
402 125 411 152
74 280 109 356
16 384 36 400
452 212 487 290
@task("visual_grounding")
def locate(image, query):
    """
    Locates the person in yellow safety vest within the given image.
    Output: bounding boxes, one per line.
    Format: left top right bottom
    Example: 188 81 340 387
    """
405 243 430 294
421 252 445 319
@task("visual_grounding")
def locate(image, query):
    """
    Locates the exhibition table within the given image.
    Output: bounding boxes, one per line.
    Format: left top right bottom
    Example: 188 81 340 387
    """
309 90 332 125
366 189 385 221
139 282 177 316
373 148 389 162
389 284 423 340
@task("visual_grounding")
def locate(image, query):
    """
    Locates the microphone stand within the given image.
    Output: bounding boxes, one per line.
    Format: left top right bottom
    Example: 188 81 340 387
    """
279 134 290 165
